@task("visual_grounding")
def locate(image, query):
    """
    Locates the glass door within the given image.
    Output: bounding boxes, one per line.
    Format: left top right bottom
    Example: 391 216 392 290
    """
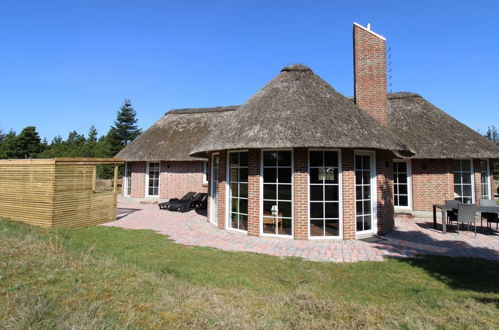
210 154 220 225
480 159 491 200
355 153 375 233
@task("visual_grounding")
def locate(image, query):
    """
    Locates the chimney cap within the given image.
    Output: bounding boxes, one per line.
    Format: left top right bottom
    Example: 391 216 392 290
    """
353 22 386 41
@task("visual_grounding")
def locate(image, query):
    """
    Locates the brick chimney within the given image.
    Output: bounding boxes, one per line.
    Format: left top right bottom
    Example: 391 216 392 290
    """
353 22 388 126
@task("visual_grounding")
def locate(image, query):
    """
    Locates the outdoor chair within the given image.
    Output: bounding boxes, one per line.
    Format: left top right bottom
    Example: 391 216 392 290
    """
456 203 477 236
195 193 208 210
479 199 499 230
172 193 208 213
444 200 459 228
158 192 196 210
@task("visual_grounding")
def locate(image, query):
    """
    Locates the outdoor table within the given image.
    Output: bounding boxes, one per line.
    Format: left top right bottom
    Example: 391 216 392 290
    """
433 204 499 234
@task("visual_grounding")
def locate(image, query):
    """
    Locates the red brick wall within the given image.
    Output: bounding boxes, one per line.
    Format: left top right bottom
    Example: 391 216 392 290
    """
342 149 356 240
353 24 388 126
216 152 228 229
247 149 261 236
129 161 146 198
376 151 394 234
411 159 454 211
293 148 308 240
126 160 206 199
159 161 207 199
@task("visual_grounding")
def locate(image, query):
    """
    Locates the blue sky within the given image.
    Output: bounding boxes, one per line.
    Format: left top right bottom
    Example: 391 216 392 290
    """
0 0 497 141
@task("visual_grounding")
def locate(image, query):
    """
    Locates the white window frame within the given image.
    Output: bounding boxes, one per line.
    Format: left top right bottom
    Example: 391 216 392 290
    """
260 149 294 238
226 150 249 233
453 159 475 204
124 162 132 196
393 159 412 211
202 160 208 185
479 159 492 200
210 153 220 225
307 149 343 240
145 162 160 198
354 150 377 236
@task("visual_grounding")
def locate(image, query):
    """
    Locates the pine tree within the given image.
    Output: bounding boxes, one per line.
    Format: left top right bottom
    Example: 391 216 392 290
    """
88 125 98 143
16 126 44 158
0 130 16 158
108 99 141 156
484 126 499 144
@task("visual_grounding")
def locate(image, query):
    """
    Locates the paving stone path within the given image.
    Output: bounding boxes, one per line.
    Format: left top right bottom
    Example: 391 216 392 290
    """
105 198 499 262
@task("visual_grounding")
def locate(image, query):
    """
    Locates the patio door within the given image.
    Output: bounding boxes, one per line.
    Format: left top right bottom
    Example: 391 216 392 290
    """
480 159 491 200
355 152 376 234
210 154 220 225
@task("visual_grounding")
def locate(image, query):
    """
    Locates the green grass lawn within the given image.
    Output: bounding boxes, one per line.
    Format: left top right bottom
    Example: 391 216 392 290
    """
1 218 498 329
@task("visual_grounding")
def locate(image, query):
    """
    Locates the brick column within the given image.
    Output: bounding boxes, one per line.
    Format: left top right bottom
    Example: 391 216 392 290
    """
473 159 482 202
217 151 227 229
376 150 394 234
342 149 356 240
293 148 308 240
247 149 260 236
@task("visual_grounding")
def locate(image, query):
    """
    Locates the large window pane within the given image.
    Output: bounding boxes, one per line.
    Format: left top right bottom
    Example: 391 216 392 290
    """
278 168 292 183
278 185 292 201
310 185 323 201
278 152 292 167
263 151 277 166
263 184 276 200
262 150 293 236
309 150 340 237
263 168 277 182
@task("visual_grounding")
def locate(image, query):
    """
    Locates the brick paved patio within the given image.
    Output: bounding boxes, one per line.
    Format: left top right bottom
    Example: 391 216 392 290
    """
104 198 499 262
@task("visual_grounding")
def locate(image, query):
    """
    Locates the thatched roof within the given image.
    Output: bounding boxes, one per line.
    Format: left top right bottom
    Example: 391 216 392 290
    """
116 106 237 161
190 64 412 157
388 92 499 159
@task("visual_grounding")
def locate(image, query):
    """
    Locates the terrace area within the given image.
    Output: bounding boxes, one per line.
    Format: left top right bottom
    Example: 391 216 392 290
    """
107 197 499 262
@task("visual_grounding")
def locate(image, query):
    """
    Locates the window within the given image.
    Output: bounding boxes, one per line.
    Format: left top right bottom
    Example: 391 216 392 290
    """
147 162 160 197
355 154 374 232
393 160 410 208
228 152 248 231
203 161 208 184
480 160 491 200
125 163 132 196
453 160 472 203
309 150 340 237
262 150 292 236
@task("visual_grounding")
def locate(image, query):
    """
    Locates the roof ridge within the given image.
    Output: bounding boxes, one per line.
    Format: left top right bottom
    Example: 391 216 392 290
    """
388 92 422 99
166 106 239 115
